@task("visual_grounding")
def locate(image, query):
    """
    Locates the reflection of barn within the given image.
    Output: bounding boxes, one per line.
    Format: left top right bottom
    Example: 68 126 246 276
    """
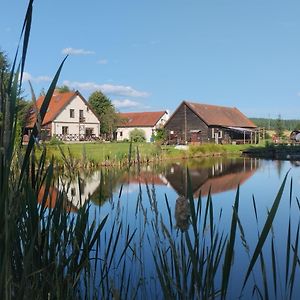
164 101 258 144
165 158 260 198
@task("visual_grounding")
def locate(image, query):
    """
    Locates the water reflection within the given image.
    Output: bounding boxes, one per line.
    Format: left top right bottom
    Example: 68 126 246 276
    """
164 157 260 198
49 157 261 215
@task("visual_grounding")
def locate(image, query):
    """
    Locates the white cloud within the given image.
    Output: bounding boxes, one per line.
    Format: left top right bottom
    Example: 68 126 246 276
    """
97 59 108 65
112 99 140 109
63 80 149 97
23 72 52 83
62 47 95 55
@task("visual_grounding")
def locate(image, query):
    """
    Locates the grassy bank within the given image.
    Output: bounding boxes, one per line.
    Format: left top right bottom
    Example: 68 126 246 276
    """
243 142 300 160
40 142 182 167
38 142 259 168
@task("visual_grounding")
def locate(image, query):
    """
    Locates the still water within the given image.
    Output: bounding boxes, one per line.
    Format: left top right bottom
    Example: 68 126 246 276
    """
55 157 300 298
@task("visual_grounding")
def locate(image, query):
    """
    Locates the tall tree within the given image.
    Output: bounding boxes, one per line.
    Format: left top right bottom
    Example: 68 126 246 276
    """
88 90 119 139
0 50 31 130
275 114 284 138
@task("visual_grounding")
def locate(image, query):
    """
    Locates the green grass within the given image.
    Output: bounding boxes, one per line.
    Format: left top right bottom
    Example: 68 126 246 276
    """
36 142 184 166
187 143 260 157
36 142 262 167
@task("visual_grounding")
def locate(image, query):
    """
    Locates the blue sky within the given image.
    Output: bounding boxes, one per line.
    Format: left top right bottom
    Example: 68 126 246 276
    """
1 0 300 118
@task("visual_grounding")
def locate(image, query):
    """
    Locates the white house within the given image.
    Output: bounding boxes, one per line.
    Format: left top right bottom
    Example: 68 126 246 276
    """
25 90 100 141
116 111 169 142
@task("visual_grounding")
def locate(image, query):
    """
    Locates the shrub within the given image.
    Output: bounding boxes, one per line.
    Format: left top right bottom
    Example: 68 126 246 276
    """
49 136 64 145
129 128 146 142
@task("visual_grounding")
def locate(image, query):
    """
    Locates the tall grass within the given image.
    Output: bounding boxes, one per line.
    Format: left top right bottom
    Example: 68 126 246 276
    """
0 1 124 299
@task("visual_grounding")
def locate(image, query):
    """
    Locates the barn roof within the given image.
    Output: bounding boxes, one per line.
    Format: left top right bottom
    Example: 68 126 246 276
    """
183 101 256 128
118 111 167 127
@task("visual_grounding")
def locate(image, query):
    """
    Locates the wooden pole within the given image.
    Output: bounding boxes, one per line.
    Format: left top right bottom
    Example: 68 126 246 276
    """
184 105 187 144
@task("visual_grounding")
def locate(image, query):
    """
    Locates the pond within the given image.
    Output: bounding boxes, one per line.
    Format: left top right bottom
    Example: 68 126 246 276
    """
55 157 300 299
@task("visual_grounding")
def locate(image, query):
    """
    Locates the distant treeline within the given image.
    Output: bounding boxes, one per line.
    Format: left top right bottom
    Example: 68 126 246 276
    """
250 118 300 131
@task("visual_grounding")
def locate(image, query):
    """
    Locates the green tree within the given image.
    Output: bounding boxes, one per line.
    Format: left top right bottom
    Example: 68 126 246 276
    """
55 85 72 93
1 50 30 134
275 114 284 138
0 50 9 73
88 90 119 139
129 128 146 142
0 50 10 131
18 98 32 128
293 122 300 131
153 127 167 143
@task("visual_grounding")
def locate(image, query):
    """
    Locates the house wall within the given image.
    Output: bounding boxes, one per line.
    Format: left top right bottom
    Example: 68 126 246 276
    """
116 112 169 142
52 95 100 139
165 103 210 144
116 127 154 142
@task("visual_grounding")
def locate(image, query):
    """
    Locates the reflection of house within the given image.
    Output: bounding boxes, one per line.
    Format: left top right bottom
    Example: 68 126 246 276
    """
165 158 260 198
61 171 102 208
164 101 257 144
37 185 78 213
115 111 169 142
25 90 100 141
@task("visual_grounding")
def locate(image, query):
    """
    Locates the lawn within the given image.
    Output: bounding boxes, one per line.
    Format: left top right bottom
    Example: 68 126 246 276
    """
41 141 260 166
44 141 183 165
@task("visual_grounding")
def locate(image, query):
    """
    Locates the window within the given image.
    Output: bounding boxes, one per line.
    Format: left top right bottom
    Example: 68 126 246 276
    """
120 131 123 137
62 126 68 135
79 109 85 122
218 131 222 138
70 109 75 118
85 128 94 137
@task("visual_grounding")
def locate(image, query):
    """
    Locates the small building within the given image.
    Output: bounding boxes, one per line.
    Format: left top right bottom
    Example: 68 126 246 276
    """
25 90 100 141
115 111 169 142
164 101 257 144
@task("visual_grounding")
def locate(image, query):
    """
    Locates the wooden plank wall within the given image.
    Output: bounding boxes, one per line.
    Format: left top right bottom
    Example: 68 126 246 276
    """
165 103 210 143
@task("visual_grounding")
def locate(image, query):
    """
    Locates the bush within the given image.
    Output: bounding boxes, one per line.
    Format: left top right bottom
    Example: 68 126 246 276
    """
49 136 64 145
129 128 146 142
153 128 167 143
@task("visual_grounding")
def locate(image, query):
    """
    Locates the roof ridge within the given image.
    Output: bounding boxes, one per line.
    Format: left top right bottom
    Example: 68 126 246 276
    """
184 100 236 110
119 110 166 114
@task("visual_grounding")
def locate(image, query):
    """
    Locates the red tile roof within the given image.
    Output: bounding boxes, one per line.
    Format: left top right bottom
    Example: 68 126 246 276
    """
26 90 87 128
37 185 78 213
118 111 167 127
185 101 257 128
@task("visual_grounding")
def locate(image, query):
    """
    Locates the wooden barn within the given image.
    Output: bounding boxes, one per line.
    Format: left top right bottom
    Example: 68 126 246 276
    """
164 101 258 144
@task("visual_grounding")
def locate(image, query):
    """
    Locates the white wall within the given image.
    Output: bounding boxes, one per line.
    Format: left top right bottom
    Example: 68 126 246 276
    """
52 95 100 138
116 112 169 142
116 127 154 142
